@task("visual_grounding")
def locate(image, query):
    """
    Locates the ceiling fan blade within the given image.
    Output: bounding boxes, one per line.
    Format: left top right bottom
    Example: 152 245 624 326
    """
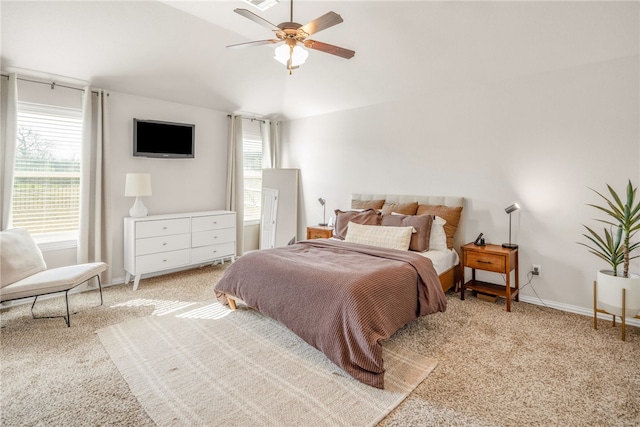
227 39 281 49
299 11 343 36
234 8 281 32
303 40 355 59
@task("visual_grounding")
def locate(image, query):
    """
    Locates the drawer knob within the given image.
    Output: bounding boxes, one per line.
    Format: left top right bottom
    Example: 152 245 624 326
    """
478 260 492 264
163 226 167 230
163 259 167 262
163 242 167 246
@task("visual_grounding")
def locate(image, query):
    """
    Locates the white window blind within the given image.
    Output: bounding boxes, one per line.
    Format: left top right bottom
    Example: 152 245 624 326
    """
11 102 83 242
243 131 263 222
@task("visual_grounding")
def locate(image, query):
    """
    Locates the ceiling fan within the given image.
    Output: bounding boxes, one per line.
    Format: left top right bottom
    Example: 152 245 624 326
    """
227 0 356 74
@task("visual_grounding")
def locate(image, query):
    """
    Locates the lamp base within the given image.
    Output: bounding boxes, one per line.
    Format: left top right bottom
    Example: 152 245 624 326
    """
318 223 328 226
129 196 148 218
501 243 518 249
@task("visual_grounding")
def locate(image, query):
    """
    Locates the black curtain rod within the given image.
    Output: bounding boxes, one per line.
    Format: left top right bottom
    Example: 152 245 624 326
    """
1 73 106 95
227 114 266 123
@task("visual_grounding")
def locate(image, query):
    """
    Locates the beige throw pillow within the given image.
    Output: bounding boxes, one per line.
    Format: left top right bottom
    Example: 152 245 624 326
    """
351 199 385 210
381 202 418 215
344 222 413 251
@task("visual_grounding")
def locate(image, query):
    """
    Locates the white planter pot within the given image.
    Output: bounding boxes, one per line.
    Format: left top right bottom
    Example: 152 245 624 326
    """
596 270 640 317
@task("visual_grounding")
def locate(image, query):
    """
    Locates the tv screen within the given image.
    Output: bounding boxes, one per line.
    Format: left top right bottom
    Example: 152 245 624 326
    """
133 119 195 158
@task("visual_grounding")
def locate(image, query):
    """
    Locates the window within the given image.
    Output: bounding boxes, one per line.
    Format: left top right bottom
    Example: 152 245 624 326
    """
11 102 83 244
243 128 263 223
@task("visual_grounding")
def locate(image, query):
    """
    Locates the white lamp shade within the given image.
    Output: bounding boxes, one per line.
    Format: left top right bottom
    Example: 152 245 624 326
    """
274 44 308 67
125 173 152 197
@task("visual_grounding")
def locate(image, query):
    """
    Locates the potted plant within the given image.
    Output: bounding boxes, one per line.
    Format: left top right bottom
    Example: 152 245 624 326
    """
579 180 640 317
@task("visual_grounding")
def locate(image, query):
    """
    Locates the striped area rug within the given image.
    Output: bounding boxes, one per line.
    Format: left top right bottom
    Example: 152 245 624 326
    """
97 301 437 426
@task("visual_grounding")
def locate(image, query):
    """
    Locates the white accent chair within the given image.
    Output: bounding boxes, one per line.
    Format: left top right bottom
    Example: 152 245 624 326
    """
0 228 107 327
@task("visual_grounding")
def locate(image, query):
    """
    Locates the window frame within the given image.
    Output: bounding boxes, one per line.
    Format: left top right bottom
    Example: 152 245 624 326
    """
11 101 83 247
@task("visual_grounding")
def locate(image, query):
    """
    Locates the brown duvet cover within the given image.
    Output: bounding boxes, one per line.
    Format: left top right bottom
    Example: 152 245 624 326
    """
214 239 447 389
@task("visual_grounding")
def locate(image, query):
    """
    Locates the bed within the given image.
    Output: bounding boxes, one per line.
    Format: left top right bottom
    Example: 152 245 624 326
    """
215 194 464 389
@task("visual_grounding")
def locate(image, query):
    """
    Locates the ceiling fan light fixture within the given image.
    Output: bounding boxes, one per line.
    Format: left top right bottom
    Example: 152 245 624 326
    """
274 43 308 67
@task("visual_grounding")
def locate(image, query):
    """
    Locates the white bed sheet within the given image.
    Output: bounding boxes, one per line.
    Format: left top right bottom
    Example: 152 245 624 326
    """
418 249 459 275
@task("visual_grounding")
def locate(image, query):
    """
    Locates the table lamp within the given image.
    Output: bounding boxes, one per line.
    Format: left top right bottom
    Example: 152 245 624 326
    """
125 173 152 218
318 198 327 226
502 203 520 249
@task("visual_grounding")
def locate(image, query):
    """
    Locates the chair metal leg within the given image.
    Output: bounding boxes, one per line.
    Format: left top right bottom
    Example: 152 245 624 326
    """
64 290 71 327
29 273 103 327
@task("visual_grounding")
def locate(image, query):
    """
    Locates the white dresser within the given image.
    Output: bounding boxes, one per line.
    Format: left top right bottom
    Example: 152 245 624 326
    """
124 210 236 290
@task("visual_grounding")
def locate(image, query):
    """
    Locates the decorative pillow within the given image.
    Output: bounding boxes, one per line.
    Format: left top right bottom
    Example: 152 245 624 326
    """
416 204 463 249
429 216 448 252
351 199 385 210
381 214 433 252
381 201 418 215
0 228 47 288
344 222 413 251
333 209 382 240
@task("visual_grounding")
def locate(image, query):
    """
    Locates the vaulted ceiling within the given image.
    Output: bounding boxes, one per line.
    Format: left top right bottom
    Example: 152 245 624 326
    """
1 1 637 120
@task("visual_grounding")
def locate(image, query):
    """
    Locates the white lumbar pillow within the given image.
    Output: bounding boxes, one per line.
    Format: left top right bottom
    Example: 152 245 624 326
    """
344 221 413 251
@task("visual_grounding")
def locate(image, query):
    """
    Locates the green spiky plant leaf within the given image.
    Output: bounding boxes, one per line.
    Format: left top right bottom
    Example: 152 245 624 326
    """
581 180 640 277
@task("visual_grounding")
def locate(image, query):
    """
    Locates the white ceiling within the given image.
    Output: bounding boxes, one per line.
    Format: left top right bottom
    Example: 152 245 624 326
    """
1 1 638 120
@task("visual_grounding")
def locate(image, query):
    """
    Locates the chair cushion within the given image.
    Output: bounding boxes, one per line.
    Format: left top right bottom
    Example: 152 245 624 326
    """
0 262 107 301
1 228 47 288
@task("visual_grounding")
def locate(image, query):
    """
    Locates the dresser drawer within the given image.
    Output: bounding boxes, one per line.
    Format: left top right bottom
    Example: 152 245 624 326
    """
191 242 236 263
465 252 506 273
135 234 190 256
192 214 235 232
135 249 190 273
136 218 190 239
192 227 235 248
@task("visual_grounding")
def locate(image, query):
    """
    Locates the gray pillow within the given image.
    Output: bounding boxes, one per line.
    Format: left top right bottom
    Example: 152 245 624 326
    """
381 214 433 252
333 209 381 240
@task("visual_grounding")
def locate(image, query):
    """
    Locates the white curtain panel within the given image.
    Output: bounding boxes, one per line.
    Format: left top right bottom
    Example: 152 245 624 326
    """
79 88 112 284
226 115 245 256
271 121 280 169
260 119 272 169
1 73 18 230
260 119 281 169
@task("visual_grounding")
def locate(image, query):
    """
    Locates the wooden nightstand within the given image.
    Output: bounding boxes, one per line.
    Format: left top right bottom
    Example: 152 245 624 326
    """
460 243 519 312
306 225 334 240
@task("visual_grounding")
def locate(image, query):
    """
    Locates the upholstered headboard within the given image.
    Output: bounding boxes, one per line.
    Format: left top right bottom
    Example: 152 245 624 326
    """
350 193 465 250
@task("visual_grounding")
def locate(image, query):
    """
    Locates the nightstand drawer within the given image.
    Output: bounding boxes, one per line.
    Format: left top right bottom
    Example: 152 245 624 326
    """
465 252 506 273
306 226 333 239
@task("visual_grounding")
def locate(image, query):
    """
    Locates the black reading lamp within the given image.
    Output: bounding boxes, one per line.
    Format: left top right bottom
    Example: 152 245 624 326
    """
318 198 328 226
502 203 520 249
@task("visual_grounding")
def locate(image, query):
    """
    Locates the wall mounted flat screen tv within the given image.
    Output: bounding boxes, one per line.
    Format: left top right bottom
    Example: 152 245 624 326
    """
133 119 195 158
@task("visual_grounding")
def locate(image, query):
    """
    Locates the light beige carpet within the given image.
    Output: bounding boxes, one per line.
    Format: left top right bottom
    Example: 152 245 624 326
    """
97 301 437 426
1 265 639 426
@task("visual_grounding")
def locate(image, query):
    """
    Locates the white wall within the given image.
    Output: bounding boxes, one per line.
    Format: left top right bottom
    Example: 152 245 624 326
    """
281 55 639 312
107 92 229 279
15 84 230 280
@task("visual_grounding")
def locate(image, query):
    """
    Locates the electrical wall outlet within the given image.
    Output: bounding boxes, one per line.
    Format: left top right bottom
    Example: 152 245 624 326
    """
532 264 541 277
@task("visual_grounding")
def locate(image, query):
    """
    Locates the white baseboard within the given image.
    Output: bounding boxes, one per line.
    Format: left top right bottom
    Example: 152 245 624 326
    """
519 295 640 327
